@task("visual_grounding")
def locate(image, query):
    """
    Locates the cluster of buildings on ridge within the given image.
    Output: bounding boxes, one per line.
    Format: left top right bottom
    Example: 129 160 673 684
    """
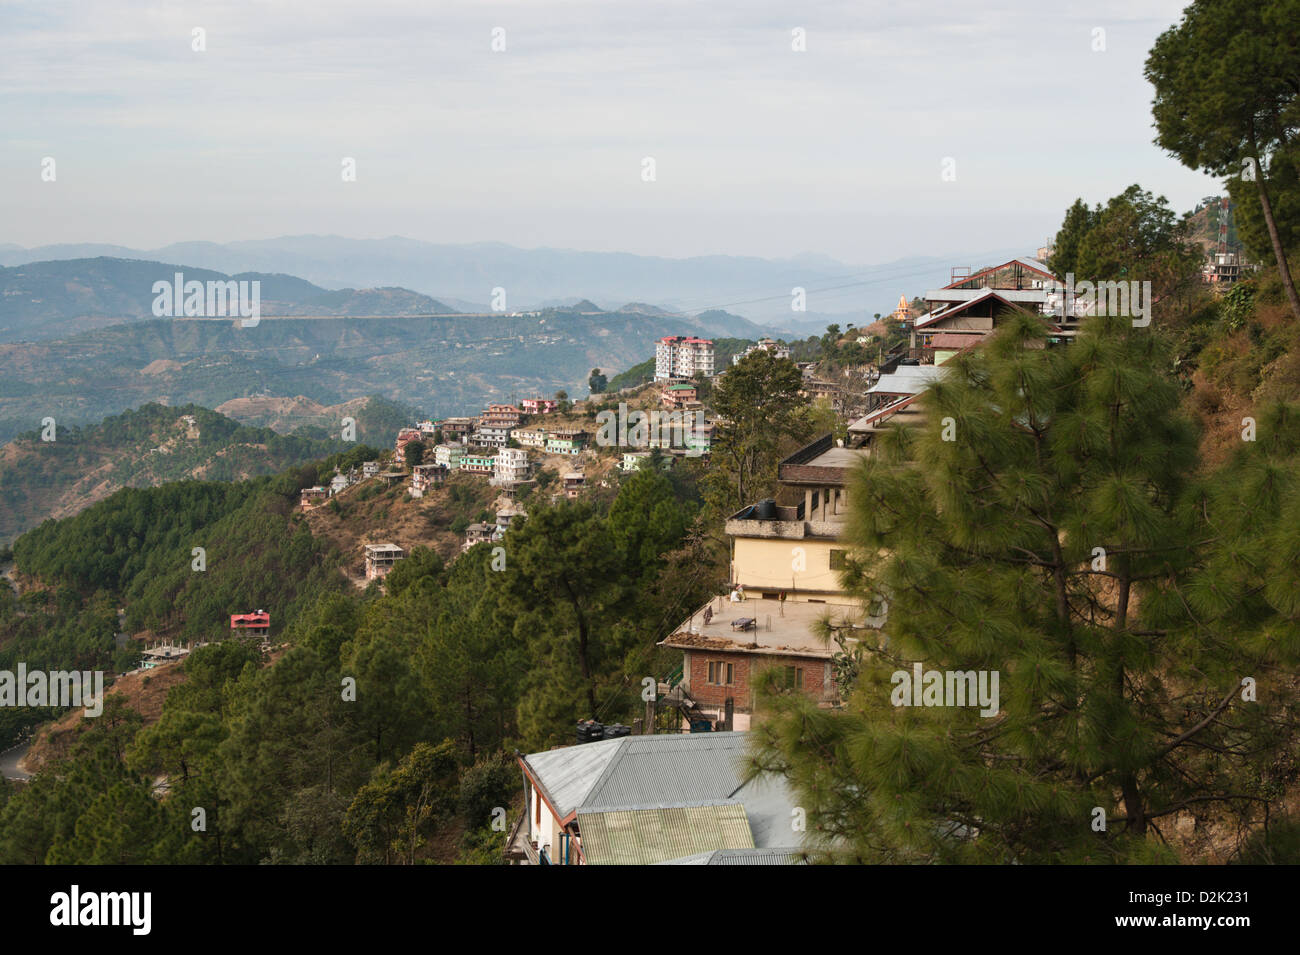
131 610 272 674
510 254 1144 865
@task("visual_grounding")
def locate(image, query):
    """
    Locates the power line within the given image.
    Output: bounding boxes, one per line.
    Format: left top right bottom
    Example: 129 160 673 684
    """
667 259 970 318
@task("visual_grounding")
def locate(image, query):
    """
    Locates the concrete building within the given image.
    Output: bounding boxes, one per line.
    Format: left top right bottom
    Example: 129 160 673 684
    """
546 429 588 456
439 417 476 440
492 447 530 486
732 337 791 365
409 463 449 497
661 381 698 409
462 453 496 475
915 258 1089 355
472 425 512 449
521 397 558 415
655 336 715 381
300 486 329 509
230 610 271 641
394 427 424 465
433 444 465 470
139 643 191 670
513 428 547 448
496 507 524 532
462 522 502 552
480 404 523 428
846 365 945 449
364 543 405 581
660 435 885 730
562 471 585 498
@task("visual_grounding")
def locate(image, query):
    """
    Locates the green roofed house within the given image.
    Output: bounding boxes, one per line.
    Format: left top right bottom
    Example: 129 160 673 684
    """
509 731 805 866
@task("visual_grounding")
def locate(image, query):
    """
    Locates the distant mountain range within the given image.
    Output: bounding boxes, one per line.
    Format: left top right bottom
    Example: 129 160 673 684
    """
0 257 456 340
0 239 1034 449
0 292 768 445
0 237 1031 326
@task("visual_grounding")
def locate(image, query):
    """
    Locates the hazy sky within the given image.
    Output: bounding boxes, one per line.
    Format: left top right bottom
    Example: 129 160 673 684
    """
1 0 1219 265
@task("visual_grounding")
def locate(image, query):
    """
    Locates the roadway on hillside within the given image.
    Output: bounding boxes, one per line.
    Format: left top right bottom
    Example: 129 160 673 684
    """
0 741 32 781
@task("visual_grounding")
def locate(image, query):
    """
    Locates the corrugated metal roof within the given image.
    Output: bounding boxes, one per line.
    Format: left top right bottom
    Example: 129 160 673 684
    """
656 847 807 865
582 732 751 810
522 737 624 819
522 732 804 851
868 366 945 395
578 803 754 865
927 332 986 350
926 287 1050 305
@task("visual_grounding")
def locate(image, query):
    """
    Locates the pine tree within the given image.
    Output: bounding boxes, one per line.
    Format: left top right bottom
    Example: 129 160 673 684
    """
749 312 1300 862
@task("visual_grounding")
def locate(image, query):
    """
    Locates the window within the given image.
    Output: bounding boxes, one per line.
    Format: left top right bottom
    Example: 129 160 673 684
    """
707 661 734 686
829 549 848 570
783 666 804 690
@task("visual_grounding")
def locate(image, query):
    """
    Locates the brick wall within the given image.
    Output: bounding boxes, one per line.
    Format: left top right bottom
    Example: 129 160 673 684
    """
684 649 826 713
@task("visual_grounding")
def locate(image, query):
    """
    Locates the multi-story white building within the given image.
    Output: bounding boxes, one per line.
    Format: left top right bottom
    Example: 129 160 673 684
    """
654 336 715 380
472 426 512 449
514 428 548 448
622 451 652 472
434 444 465 470
492 448 530 486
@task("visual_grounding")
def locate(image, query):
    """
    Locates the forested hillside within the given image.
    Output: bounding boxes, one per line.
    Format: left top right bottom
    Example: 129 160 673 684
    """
0 401 405 543
0 349 844 863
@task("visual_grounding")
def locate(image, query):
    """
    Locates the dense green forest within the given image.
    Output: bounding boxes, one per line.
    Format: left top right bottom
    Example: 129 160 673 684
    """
0 400 408 543
0 466 711 862
0 443 379 749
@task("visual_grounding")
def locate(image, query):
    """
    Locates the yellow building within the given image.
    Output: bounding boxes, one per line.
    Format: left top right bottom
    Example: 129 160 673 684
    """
660 435 883 730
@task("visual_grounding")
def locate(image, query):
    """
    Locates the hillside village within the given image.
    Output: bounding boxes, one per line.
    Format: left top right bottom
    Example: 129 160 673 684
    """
219 242 1265 866
3 180 1297 870
11 0 1300 918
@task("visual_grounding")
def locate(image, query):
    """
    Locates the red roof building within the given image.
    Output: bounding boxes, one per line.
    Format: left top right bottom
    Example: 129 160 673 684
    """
230 611 270 638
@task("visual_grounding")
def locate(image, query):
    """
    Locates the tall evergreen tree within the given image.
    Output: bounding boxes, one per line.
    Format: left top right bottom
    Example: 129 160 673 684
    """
1146 0 1300 320
704 349 810 514
750 312 1300 862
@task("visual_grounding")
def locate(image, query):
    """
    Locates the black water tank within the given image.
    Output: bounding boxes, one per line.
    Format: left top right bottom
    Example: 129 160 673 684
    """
603 723 631 739
576 720 605 744
755 498 777 520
